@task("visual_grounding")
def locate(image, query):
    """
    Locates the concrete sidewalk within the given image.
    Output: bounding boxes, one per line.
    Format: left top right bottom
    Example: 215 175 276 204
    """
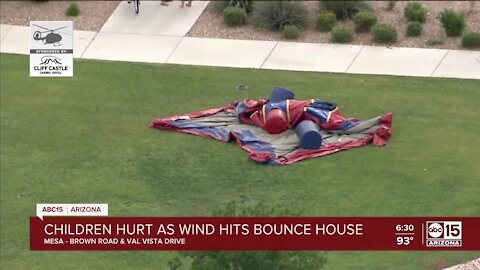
1 0 479 80
100 0 209 36
443 258 480 270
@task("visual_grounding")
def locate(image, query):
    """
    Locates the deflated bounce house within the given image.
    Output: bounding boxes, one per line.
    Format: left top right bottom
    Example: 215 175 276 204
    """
150 87 393 165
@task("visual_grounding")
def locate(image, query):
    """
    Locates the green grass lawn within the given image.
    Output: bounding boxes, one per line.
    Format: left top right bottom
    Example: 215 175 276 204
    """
1 53 479 270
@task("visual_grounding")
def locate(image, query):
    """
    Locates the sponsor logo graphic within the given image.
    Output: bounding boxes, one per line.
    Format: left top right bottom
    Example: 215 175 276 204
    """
32 23 69 47
426 221 462 247
30 21 73 77
40 55 62 65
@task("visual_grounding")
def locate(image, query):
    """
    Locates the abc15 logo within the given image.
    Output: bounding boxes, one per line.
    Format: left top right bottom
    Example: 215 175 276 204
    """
426 221 462 240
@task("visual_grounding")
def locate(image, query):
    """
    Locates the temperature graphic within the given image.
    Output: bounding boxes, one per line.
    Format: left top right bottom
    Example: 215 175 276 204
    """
397 236 414 246
395 224 415 246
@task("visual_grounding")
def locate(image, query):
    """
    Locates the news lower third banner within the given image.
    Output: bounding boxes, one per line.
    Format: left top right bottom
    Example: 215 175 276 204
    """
30 217 480 251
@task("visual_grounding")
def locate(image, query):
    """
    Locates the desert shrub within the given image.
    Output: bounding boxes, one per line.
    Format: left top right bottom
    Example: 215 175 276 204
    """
66 3 80 16
426 39 444 46
462 32 480 48
403 2 427 23
331 24 354 43
251 1 308 31
229 0 254 13
283 25 300 39
371 23 397 44
406 21 422 36
353 11 377 32
223 6 247 27
316 10 336 32
214 0 254 14
321 0 371 20
167 202 327 270
440 9 465 36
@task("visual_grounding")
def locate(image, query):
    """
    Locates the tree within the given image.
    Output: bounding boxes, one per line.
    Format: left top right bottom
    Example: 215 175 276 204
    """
168 202 327 270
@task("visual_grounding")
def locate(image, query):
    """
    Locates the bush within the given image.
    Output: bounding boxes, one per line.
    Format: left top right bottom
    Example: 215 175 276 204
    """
353 11 377 32
251 1 308 31
406 21 422 37
321 0 371 20
214 0 254 14
283 25 300 39
66 3 80 16
316 10 336 32
403 2 427 23
440 9 465 37
371 23 397 44
462 32 480 48
223 6 246 27
330 24 354 43
167 202 327 270
229 0 254 13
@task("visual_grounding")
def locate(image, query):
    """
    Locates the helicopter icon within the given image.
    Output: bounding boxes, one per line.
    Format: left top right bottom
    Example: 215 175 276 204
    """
32 24 71 47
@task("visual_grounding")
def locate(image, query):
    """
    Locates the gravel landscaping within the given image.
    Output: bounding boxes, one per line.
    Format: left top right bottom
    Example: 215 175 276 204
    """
188 1 480 50
0 1 120 31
